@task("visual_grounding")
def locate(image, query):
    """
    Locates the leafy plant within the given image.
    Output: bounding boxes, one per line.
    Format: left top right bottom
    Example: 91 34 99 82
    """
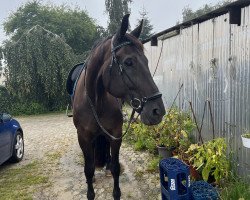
242 133 250 139
186 138 230 184
154 107 195 151
124 107 195 155
130 122 156 153
219 177 250 200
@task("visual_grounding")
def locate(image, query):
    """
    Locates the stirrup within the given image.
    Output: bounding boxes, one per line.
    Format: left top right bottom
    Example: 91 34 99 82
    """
66 104 73 117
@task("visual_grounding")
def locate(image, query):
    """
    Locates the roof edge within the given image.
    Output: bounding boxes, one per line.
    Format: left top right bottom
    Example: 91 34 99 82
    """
142 0 250 44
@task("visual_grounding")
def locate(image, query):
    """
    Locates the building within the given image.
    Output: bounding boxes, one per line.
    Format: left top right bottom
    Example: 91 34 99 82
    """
143 0 250 176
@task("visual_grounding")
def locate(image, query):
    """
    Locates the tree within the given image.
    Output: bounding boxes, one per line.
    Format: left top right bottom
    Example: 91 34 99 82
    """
105 0 132 34
3 1 101 54
136 8 154 41
0 47 3 78
182 0 233 22
2 25 76 111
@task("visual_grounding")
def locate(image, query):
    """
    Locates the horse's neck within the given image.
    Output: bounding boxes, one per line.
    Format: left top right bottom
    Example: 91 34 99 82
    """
82 38 112 109
85 52 107 108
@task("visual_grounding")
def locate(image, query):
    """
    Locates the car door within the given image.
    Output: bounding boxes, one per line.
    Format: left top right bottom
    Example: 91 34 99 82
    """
0 113 12 164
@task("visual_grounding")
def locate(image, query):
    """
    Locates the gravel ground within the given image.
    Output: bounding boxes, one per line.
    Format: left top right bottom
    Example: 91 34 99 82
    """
3 113 161 200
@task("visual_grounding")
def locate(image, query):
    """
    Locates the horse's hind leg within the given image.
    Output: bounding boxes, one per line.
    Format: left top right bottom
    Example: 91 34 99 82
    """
110 139 122 200
78 135 95 200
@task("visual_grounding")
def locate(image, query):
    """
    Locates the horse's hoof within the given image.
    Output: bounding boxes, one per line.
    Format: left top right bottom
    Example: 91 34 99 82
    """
87 193 95 200
87 189 95 200
105 169 112 177
113 188 121 200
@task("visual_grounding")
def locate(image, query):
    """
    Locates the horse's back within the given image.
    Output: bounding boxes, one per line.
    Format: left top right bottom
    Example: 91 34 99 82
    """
66 63 85 96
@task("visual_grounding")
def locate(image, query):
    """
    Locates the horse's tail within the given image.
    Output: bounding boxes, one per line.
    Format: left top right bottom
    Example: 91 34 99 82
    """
94 135 108 168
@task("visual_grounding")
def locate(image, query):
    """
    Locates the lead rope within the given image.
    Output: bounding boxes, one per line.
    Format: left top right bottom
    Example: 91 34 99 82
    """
87 94 136 140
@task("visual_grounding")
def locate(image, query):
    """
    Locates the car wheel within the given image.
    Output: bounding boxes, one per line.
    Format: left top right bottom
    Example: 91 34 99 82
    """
10 131 24 162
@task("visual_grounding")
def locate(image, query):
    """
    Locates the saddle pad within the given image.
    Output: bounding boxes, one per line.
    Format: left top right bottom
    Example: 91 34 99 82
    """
66 62 85 97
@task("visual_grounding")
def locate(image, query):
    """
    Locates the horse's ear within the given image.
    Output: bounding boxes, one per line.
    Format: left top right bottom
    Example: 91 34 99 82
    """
130 19 143 38
114 14 130 42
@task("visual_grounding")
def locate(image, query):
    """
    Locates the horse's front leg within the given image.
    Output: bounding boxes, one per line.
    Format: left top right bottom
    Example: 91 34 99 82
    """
105 140 112 176
110 139 122 200
78 134 95 200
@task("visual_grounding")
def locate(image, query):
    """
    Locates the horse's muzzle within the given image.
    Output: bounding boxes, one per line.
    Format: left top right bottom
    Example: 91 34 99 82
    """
140 98 166 125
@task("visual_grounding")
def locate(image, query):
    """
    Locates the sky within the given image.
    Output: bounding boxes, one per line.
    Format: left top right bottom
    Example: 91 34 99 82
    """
0 0 224 44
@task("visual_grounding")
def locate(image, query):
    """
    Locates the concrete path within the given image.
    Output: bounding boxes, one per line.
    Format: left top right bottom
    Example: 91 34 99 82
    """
11 114 161 200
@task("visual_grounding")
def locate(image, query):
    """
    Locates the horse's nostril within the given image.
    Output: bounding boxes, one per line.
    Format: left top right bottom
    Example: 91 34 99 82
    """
153 108 161 116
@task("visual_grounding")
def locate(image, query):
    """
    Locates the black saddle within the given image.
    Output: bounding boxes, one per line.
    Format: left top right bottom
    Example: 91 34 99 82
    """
66 63 85 96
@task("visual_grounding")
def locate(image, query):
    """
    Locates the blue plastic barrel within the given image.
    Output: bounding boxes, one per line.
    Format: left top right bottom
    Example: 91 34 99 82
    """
190 181 219 200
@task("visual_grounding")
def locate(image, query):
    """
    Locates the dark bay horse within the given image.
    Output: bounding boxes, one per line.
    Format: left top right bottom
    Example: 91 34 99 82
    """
71 14 165 200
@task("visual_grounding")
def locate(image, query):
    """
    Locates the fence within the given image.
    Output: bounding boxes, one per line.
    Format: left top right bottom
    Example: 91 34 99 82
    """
144 4 250 176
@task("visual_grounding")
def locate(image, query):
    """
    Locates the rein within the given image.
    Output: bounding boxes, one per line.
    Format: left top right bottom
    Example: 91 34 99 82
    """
87 36 162 140
87 94 136 140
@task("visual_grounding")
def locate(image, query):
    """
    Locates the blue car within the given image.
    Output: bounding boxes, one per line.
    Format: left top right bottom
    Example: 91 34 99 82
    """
0 113 24 165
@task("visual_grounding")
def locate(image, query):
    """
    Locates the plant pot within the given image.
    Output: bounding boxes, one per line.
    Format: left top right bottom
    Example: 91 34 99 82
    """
184 160 202 181
189 165 202 180
157 146 172 158
172 149 178 156
241 135 250 148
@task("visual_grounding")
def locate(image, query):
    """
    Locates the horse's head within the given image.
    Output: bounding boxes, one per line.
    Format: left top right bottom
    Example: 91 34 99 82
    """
102 14 165 125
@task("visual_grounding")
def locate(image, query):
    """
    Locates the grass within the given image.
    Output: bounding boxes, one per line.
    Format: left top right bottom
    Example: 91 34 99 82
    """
147 156 161 173
219 177 250 200
126 192 133 198
45 151 62 164
134 169 144 178
0 161 49 200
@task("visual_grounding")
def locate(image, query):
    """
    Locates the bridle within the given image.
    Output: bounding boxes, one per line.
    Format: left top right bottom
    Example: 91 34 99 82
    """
87 35 162 140
108 36 162 113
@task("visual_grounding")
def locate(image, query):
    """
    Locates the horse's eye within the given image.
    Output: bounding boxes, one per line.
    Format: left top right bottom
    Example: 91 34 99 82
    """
124 58 133 66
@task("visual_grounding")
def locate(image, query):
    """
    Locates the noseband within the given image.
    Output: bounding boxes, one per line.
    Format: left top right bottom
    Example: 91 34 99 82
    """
109 36 162 113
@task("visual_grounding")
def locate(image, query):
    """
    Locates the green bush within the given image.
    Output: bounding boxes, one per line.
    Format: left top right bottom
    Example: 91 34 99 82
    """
124 107 195 154
130 122 157 153
0 86 55 116
0 86 12 113
10 102 48 116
